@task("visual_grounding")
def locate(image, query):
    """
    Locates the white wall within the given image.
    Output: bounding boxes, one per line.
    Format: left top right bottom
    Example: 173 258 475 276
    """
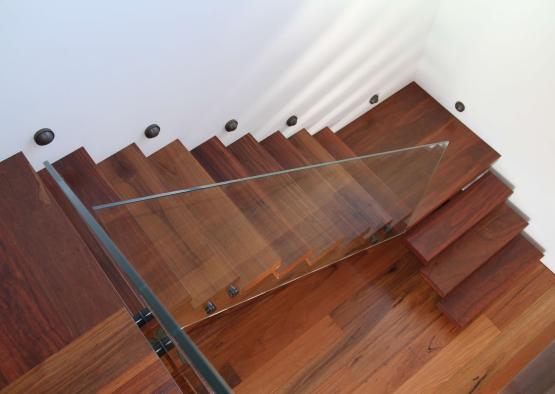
0 0 440 169
416 0 555 271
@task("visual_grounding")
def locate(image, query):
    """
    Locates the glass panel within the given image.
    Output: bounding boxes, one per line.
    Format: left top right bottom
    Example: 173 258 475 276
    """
93 142 447 330
43 161 232 394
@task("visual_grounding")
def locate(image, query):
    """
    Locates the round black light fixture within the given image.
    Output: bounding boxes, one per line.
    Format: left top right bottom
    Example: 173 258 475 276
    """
369 94 379 105
34 128 55 146
225 119 238 132
286 115 298 127
144 124 161 139
455 101 465 112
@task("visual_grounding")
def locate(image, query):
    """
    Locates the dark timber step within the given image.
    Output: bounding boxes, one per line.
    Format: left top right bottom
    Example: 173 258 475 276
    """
261 131 364 245
338 82 500 224
0 152 120 383
314 127 410 227
289 129 390 234
148 140 296 291
190 137 310 271
0 153 178 393
421 203 528 297
227 133 340 264
437 234 543 328
98 144 241 308
39 148 143 312
405 172 513 263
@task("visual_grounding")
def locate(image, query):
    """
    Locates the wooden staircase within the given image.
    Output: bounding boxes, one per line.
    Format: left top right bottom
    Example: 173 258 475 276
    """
0 153 179 392
405 171 542 327
2 81 549 391
37 82 544 332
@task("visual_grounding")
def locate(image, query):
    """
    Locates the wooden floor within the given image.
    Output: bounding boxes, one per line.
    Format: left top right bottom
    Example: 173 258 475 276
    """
187 239 555 393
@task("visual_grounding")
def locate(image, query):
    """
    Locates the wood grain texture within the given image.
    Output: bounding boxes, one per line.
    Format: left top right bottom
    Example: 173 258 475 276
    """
148 139 313 314
2 310 181 394
188 248 553 393
46 147 187 312
260 131 363 243
0 153 121 385
0 152 178 393
314 127 410 226
436 288 555 394
421 203 528 296
181 83 551 393
148 140 284 291
39 148 143 313
289 129 390 233
228 133 342 259
438 234 544 328
405 172 513 263
190 137 310 269
338 82 500 224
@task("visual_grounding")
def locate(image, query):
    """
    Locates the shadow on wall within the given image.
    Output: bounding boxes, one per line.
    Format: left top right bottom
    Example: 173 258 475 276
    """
0 0 441 169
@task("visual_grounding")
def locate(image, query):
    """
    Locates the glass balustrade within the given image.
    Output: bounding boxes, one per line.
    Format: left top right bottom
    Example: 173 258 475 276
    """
45 141 447 392
93 141 447 328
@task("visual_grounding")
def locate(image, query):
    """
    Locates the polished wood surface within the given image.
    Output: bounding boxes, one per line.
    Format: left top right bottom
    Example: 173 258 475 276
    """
438 234 544 328
339 82 500 224
39 148 143 313
421 203 528 296
0 152 120 384
290 129 389 233
187 236 554 392
405 172 513 262
3 310 181 394
190 137 309 269
98 144 218 310
149 140 287 296
0 153 179 392
261 131 362 243
47 147 187 312
228 133 339 259
314 127 410 225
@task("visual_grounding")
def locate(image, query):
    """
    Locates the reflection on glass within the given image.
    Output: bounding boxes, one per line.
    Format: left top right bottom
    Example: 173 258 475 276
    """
94 142 447 329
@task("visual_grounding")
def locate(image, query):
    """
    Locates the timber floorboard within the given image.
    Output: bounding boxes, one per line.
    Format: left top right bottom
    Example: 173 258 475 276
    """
187 238 554 393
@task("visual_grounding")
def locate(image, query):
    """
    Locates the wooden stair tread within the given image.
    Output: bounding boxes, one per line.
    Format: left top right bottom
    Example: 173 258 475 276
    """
190 137 309 269
228 133 341 259
98 144 239 308
421 203 528 296
148 140 286 289
437 234 543 328
260 131 363 243
0 153 177 393
405 172 513 262
338 82 500 224
44 148 186 311
289 129 390 233
39 148 143 312
314 127 410 226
